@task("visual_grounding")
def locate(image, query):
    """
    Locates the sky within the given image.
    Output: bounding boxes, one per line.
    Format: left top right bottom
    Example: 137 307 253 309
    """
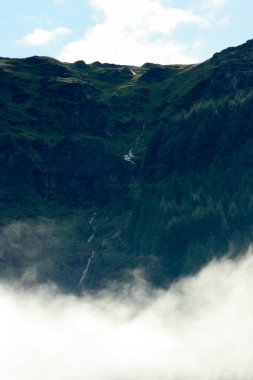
1 0 253 65
1 250 253 379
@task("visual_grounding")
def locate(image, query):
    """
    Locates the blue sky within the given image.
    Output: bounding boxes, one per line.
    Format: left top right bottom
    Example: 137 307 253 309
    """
1 0 252 65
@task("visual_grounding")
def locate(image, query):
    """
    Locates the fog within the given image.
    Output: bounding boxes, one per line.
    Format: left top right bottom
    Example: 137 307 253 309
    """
1 250 253 380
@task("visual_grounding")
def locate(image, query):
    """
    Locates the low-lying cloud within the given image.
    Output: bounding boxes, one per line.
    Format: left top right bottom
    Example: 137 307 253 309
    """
1 250 253 380
0 220 60 260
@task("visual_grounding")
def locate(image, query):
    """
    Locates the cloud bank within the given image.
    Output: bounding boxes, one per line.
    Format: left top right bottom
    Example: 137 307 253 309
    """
1 250 253 380
57 0 230 65
58 0 206 65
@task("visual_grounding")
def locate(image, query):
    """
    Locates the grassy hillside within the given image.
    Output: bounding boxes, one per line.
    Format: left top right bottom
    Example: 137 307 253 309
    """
1 39 253 291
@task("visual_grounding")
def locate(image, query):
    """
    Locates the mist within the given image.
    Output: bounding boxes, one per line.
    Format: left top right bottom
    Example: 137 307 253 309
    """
1 250 253 380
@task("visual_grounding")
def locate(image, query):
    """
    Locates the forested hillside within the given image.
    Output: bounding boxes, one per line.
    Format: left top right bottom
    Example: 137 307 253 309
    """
0 39 253 291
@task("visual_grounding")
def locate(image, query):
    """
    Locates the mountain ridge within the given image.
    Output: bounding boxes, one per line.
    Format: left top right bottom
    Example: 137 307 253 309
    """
1 39 253 291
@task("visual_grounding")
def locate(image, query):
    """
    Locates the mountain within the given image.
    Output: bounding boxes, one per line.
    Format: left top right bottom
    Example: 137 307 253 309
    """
1 39 253 292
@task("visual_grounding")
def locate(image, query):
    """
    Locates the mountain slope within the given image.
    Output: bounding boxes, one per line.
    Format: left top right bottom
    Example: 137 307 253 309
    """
1 39 253 291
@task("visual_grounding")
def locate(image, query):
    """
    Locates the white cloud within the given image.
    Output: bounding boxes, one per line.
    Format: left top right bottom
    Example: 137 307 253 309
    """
53 0 65 4
197 0 230 30
1 250 253 379
58 0 206 65
218 15 230 25
20 27 72 46
202 0 228 11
